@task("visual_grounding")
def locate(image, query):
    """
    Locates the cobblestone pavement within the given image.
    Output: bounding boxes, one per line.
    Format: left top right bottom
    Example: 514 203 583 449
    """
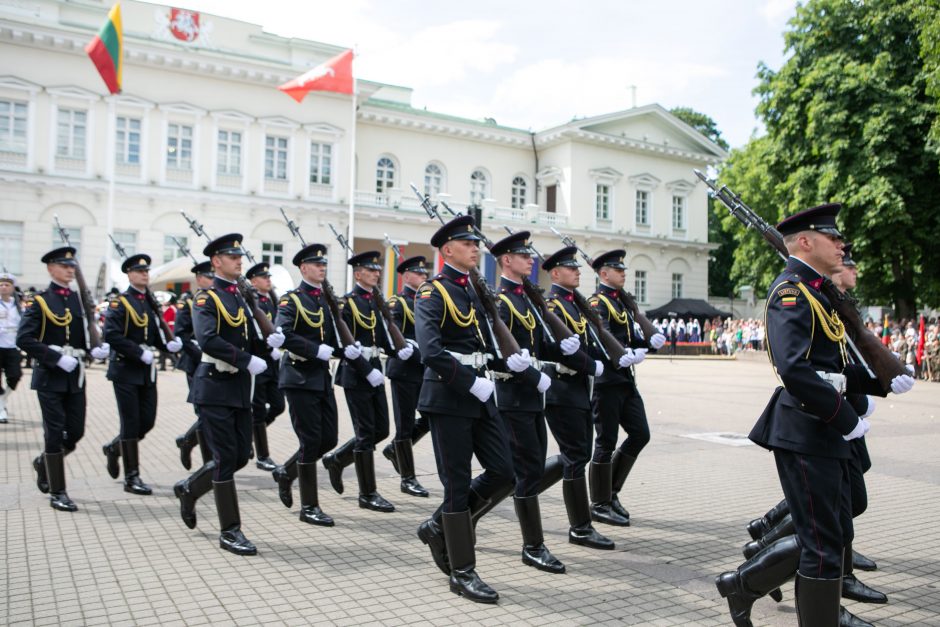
2 356 938 626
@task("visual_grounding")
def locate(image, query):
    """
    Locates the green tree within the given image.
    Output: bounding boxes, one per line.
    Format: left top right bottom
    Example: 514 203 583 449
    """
915 1 940 165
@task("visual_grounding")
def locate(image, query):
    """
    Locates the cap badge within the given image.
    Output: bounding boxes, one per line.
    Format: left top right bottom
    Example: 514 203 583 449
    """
65 251 73 258
233 240 241 248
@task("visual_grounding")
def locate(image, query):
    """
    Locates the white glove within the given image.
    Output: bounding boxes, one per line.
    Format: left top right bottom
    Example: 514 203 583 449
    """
536 372 552 393
594 360 605 377
397 344 414 361
649 333 667 350
140 349 154 365
633 348 648 365
469 377 495 402
905 364 915 375
91 343 110 360
890 374 914 394
366 369 385 387
618 348 636 369
860 396 876 419
266 327 285 348
344 341 362 361
166 338 183 353
843 417 870 441
270 347 282 361
247 355 268 376
559 335 581 356
316 344 335 362
506 348 531 373
57 354 79 373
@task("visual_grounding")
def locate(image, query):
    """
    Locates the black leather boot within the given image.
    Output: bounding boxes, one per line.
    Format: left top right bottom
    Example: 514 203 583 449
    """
394 439 428 497
839 605 874 627
443 510 499 604
852 550 878 572
747 498 790 540
175 421 199 470
470 482 514 529
214 480 257 555
102 435 121 479
272 449 299 508
794 573 841 626
744 514 795 558
514 495 565 574
715 535 801 627
196 428 212 465
412 414 430 443
382 441 399 474
589 462 628 526
46 451 77 512
842 543 887 604
417 506 449 575
253 423 277 471
173 461 215 529
537 455 564 494
610 450 636 523
121 439 152 495
298 461 334 526
33 453 49 494
354 450 394 512
322 438 354 494
563 476 614 550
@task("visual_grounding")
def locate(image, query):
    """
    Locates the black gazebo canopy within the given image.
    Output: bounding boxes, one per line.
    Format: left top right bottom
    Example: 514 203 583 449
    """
645 298 732 321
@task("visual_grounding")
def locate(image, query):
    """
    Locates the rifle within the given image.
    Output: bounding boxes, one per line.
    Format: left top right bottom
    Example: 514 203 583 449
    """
693 169 906 391
108 234 175 344
180 211 275 338
52 215 101 349
171 236 199 265
279 209 356 348
409 183 520 359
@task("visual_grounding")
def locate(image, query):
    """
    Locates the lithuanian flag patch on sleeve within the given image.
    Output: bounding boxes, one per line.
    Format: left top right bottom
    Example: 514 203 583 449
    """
781 296 797 307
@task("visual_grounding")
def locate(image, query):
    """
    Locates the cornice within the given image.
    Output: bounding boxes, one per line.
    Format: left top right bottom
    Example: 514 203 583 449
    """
536 128 723 165
358 107 531 148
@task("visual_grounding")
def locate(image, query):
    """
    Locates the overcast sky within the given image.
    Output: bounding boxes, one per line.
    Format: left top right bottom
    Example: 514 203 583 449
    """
162 0 798 149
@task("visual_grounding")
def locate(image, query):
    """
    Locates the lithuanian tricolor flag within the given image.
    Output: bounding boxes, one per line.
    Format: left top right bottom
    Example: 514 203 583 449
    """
84 2 123 94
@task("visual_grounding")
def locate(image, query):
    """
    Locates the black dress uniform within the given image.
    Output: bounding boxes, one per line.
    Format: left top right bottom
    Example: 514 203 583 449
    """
16 247 91 511
414 215 514 604
245 262 286 472
321 251 395 513
588 250 651 527
382 255 431 498
270 244 340 527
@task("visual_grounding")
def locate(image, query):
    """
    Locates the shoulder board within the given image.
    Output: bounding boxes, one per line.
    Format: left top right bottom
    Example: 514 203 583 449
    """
588 296 600 307
195 298 208 307
546 300 558 312
110 300 120 308
278 297 290 306
416 283 435 299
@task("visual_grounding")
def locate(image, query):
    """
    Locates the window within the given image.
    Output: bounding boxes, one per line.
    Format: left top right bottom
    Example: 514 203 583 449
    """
470 169 488 205
636 190 650 226
116 116 141 165
265 135 288 180
0 221 23 274
111 230 137 260
217 130 242 175
672 195 686 230
546 184 557 213
596 184 610 220
56 108 87 159
511 176 527 209
0 100 28 154
164 234 189 264
51 226 81 258
376 157 395 193
310 142 332 185
424 163 443 197
167 123 193 170
635 270 648 304
262 242 284 266
672 273 683 299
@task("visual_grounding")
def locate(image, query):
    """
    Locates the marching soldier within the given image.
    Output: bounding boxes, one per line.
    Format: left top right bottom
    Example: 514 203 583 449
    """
246 261 286 471
382 255 431 498
172 234 272 555
414 215 516 604
0 271 23 424
101 254 182 494
588 250 666 526
321 251 397 512
715 205 914 627
17 247 110 510
174 261 215 469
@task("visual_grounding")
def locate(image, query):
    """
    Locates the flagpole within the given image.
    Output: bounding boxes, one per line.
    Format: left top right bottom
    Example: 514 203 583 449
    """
345 55 357 292
103 94 116 294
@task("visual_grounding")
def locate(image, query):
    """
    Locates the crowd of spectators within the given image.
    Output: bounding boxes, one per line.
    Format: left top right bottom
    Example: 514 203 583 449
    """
868 318 940 382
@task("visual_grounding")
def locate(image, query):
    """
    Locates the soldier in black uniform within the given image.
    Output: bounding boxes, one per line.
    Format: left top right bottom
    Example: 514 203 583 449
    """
17 246 110 511
715 205 914 627
246 261 286 471
414 215 517 604
270 243 340 526
588 250 666 527
172 234 272 555
100 254 182 494
382 255 430 498
539 247 615 551
174 261 215 470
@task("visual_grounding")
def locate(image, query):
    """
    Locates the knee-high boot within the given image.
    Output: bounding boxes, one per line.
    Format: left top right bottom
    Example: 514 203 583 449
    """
175 421 199 470
610 450 636 522
715 535 801 627
196 427 212 464
272 449 299 508
794 573 841 627
563 476 614 550
46 451 77 512
537 455 564 494
121 439 152 495
841 543 887 604
589 462 628 526
322 438 354 494
394 439 428 497
743 514 795 558
33 452 49 494
354 450 394 512
298 461 334 526
747 498 790 540
214 480 257 555
514 495 565 574
253 422 277 471
417 505 449 575
102 435 121 479
443 510 499 604
173 461 215 529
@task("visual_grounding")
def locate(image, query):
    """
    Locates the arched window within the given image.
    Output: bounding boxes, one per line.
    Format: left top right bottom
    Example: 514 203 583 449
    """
424 162 444 197
511 176 527 209
470 169 488 205
376 156 396 194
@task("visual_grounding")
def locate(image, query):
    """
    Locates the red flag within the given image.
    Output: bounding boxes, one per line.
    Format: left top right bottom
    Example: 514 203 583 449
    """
279 49 354 103
916 315 926 366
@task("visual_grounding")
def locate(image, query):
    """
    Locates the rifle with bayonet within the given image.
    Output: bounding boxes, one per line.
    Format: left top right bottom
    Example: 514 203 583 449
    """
170 236 198 266
693 168 906 392
108 234 175 344
52 215 101 349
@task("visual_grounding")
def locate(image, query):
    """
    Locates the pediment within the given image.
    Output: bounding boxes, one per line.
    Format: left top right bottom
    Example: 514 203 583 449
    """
576 105 727 158
46 85 102 101
259 115 300 129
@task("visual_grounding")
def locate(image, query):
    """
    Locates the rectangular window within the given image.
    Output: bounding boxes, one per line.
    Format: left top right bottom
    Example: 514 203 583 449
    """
111 230 137 260
0 221 23 274
265 135 288 180
309 142 332 185
635 270 648 304
0 99 28 154
672 273 683 299
217 129 241 175
546 184 557 213
115 116 141 165
672 195 686 230
262 241 284 266
167 123 193 170
51 226 82 258
595 184 610 220
56 108 87 159
636 190 649 225
164 234 189 264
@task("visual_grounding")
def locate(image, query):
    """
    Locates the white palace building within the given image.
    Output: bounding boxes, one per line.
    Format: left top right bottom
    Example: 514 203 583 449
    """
0 0 727 304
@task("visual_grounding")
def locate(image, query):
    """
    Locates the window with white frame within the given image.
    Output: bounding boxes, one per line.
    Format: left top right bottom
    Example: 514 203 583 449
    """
167 123 193 170
163 234 189 264
262 242 284 266
51 226 82 258
265 135 289 180
424 163 443 197
511 176 527 209
111 230 137 260
310 142 332 185
636 190 650 226
672 195 686 230
470 169 488 205
217 130 241 175
596 184 611 220
376 157 396 193
0 221 23 274
672 273 683 299
115 116 141 165
635 270 648 304
0 100 28 154
56 108 87 159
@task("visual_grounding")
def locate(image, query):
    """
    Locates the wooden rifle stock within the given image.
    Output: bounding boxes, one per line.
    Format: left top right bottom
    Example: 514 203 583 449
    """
617 289 659 344
321 279 357 348
469 266 521 358
570 289 625 362
71 261 102 349
372 289 408 352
